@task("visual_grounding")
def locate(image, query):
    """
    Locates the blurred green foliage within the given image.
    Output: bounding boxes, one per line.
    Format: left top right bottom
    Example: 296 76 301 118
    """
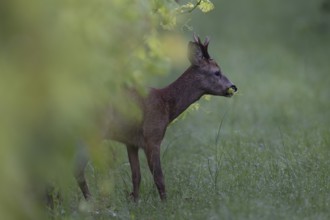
0 0 214 219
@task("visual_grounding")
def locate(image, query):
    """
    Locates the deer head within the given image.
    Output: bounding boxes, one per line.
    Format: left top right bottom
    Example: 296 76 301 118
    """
188 34 237 97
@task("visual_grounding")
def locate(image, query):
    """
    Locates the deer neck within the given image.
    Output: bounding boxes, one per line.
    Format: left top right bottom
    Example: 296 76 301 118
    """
158 66 205 122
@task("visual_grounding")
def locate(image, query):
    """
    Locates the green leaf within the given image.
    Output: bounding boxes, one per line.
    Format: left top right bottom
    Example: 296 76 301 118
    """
198 0 215 13
204 95 212 101
176 2 195 13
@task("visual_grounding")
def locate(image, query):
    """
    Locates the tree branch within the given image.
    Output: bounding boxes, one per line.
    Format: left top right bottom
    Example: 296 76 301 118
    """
188 0 202 13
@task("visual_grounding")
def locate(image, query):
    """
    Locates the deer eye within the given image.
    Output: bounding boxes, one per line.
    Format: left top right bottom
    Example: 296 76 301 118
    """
214 71 221 77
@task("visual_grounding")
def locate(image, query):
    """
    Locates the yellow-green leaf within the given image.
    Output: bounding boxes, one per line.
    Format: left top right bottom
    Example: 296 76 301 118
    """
198 0 215 13
204 95 212 101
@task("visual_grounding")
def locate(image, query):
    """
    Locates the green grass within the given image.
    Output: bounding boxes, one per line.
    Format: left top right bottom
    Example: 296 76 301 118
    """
56 120 329 219
51 1 330 219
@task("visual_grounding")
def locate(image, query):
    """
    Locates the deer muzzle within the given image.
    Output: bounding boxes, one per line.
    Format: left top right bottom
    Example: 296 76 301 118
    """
226 85 238 97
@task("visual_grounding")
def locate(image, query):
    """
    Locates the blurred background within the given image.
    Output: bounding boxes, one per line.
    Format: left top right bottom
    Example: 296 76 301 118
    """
174 0 330 139
0 0 329 219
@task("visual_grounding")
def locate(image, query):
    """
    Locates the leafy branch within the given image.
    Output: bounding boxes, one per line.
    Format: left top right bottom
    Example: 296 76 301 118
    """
176 0 214 14
187 0 202 13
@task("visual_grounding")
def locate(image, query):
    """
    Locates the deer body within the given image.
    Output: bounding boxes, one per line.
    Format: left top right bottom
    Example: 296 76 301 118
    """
76 35 237 201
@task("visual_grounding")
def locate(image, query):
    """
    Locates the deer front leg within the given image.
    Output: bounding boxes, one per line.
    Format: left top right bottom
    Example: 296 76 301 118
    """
126 145 141 202
145 144 166 200
142 99 168 200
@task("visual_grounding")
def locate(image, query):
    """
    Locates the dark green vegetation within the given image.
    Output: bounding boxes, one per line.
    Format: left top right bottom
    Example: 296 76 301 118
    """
1 0 330 219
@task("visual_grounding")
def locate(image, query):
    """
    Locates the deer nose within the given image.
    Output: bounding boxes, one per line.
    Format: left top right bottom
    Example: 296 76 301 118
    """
230 85 238 92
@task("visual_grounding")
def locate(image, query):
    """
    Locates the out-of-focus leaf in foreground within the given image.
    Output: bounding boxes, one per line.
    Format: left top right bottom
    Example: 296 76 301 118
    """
0 0 211 219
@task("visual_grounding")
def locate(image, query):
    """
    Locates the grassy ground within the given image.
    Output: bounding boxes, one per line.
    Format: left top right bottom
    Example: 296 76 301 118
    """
52 1 330 219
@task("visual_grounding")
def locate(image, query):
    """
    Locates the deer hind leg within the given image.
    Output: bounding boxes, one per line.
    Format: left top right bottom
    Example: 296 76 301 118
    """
74 143 91 200
75 171 91 200
144 145 166 201
126 145 141 202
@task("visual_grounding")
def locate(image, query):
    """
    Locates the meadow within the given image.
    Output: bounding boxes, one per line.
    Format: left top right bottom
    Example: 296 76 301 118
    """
51 1 330 219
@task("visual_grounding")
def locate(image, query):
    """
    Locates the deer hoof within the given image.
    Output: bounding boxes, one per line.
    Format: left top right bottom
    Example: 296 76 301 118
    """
129 192 139 202
160 193 167 201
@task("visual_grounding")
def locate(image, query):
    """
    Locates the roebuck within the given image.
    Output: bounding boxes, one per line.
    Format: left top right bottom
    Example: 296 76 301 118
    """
75 34 237 201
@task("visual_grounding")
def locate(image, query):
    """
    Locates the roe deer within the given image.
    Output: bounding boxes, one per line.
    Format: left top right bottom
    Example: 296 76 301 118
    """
75 34 237 201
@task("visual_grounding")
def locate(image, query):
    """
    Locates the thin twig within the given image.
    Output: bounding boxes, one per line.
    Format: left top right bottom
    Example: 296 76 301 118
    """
215 109 229 146
178 0 203 14
188 0 202 13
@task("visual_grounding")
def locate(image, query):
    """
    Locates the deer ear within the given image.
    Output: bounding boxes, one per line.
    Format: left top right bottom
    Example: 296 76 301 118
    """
188 42 203 65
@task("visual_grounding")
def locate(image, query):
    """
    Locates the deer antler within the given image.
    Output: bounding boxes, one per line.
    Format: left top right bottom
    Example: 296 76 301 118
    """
193 33 200 44
193 33 200 43
192 33 211 59
204 36 210 47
